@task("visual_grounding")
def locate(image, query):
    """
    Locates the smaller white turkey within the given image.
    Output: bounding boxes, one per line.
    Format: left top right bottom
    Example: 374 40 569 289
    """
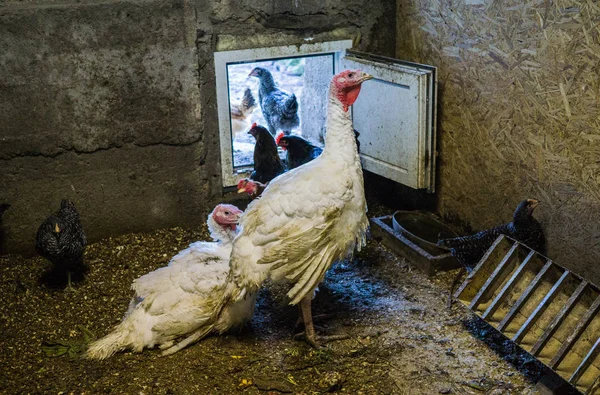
86 204 256 359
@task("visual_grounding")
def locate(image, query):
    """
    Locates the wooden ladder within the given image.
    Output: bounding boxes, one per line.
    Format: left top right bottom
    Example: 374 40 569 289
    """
454 235 600 394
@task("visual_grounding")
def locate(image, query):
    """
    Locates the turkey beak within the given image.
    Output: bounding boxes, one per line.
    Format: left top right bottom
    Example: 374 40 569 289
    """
248 69 258 77
54 223 61 233
358 72 374 83
528 199 540 209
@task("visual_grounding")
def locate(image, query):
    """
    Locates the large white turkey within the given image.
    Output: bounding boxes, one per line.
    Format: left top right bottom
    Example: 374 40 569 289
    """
224 69 373 347
85 204 257 359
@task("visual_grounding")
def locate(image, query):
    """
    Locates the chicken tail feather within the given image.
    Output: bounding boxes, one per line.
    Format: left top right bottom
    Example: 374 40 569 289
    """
283 94 298 116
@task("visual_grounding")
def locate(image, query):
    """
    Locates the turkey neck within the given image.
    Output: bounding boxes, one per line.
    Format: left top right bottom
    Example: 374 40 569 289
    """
322 94 360 165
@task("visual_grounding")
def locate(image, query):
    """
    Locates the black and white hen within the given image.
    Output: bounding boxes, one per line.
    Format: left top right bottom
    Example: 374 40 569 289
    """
438 199 545 269
249 67 299 136
36 200 87 289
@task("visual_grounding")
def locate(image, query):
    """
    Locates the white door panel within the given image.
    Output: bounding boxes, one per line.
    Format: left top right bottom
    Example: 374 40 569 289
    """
340 51 437 191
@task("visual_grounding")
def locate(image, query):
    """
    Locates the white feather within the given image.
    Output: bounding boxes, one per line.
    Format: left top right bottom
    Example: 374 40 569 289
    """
228 78 369 305
86 208 256 360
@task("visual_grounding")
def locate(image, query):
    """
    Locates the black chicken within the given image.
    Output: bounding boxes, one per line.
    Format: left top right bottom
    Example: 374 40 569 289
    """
249 67 299 136
276 134 323 170
237 123 286 199
353 129 361 153
36 200 88 289
438 199 545 269
248 123 285 184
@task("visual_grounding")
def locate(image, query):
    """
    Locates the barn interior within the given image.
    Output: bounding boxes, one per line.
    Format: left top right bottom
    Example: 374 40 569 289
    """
1 0 599 393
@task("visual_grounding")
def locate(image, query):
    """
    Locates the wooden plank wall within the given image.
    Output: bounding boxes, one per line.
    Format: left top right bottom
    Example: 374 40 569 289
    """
396 0 600 283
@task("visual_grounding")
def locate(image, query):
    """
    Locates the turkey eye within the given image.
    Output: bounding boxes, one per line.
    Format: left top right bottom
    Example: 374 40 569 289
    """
224 211 230 215
348 73 354 78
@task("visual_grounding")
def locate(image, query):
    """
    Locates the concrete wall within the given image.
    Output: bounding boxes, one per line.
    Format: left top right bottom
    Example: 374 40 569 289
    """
0 0 395 254
395 0 600 283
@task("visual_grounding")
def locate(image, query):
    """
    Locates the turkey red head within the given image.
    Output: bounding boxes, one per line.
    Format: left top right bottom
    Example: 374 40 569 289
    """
211 204 243 231
331 70 373 112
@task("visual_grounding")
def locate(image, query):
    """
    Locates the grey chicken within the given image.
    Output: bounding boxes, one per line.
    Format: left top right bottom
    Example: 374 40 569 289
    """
249 67 299 136
35 200 87 289
438 199 545 269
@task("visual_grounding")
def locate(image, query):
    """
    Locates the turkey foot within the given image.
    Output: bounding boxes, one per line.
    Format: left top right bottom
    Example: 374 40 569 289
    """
295 295 349 348
294 313 335 330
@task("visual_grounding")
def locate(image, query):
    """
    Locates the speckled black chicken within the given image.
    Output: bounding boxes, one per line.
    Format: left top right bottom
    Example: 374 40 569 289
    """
35 200 87 289
438 199 545 269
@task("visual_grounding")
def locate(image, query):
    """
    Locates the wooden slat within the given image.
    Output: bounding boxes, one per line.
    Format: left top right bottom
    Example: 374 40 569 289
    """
570 336 600 385
482 250 535 320
531 280 589 356
469 242 519 310
549 295 600 369
497 260 554 332
453 235 508 300
512 270 570 343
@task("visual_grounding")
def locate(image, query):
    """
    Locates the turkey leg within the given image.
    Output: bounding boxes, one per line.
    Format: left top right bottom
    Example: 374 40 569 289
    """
296 294 349 348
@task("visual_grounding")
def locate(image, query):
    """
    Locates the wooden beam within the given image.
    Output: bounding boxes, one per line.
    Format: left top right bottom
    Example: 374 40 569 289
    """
482 250 535 320
512 270 570 343
497 260 554 332
549 295 600 369
530 280 588 356
453 235 508 300
469 242 519 310
570 336 600 386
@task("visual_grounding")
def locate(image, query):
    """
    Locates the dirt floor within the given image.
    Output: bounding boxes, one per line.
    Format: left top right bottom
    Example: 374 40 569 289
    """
0 218 559 394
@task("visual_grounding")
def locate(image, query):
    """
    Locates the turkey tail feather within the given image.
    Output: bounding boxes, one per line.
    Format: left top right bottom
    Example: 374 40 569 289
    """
85 328 131 360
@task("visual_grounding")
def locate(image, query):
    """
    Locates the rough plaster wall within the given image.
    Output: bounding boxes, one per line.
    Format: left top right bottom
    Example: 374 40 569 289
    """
0 0 209 254
301 56 332 144
396 0 600 283
0 0 394 254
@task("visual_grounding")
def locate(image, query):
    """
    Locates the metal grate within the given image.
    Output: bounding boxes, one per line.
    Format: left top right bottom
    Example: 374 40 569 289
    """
455 235 600 394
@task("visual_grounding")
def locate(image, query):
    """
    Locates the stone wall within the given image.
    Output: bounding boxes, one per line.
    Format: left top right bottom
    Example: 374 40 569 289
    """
0 0 395 254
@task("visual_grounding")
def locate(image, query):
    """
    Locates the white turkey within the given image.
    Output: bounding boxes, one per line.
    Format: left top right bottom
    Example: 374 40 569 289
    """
224 69 373 347
85 204 257 359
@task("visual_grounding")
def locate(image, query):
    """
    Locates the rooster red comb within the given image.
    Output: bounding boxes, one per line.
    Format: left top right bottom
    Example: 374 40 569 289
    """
275 132 285 146
251 122 257 129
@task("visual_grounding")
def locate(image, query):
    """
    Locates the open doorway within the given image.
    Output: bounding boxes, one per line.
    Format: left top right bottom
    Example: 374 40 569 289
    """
215 40 352 187
226 54 334 169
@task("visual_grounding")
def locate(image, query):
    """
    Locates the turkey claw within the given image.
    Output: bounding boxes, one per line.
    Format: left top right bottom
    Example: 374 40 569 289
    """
293 332 350 348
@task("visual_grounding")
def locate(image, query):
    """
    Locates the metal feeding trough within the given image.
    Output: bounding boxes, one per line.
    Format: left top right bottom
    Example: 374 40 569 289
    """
370 211 461 276
455 235 600 394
